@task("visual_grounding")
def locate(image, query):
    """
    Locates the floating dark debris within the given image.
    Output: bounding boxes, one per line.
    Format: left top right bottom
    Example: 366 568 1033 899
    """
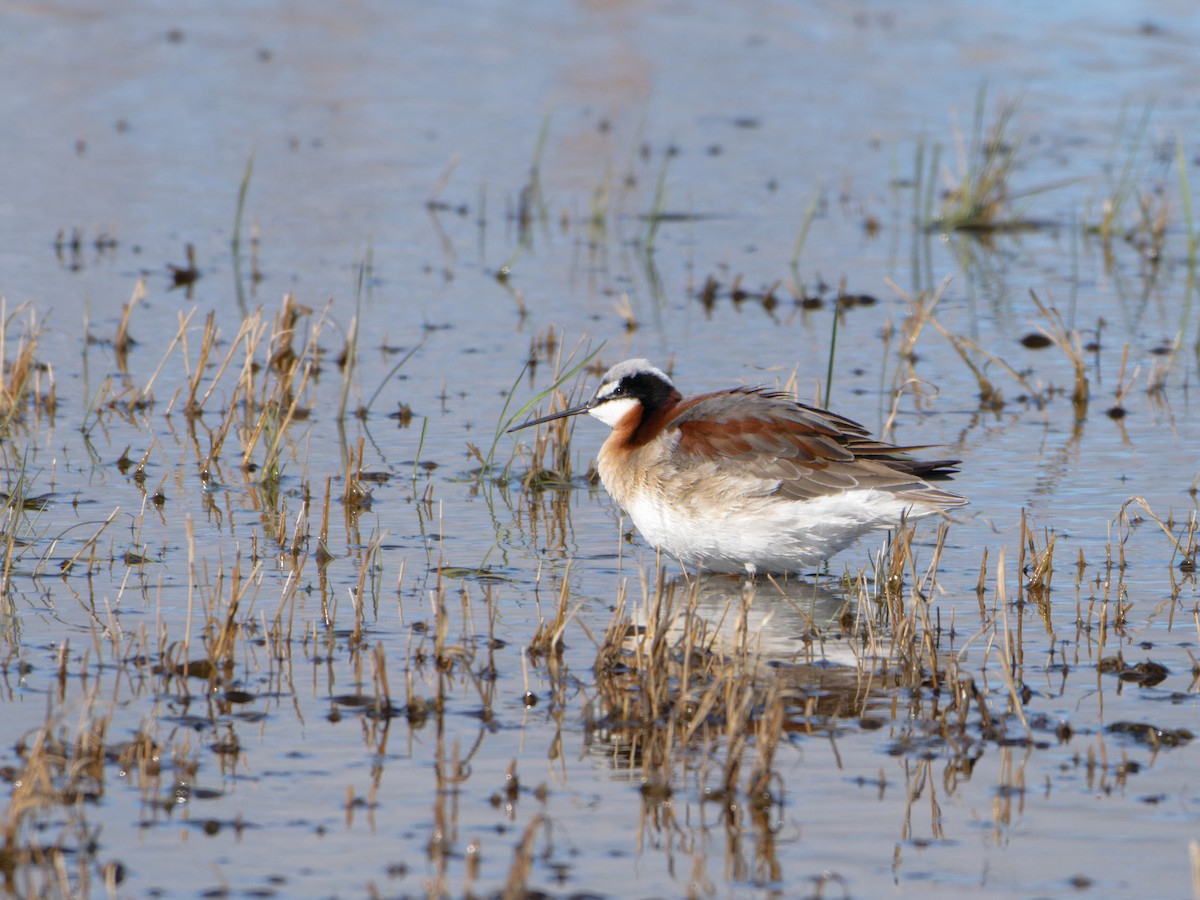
152 658 234 681
696 274 786 313
433 565 509 582
0 491 54 511
168 243 200 289
835 293 878 309
1106 721 1193 748
1098 656 1169 687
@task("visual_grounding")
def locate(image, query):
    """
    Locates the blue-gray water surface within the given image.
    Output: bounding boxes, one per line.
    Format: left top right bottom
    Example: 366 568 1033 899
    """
2 1 1200 897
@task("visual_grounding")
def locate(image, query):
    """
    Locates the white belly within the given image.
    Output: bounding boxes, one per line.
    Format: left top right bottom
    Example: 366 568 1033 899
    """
622 488 931 574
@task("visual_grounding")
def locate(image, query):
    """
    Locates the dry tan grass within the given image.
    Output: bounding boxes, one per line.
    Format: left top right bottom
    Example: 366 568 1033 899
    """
0 303 51 431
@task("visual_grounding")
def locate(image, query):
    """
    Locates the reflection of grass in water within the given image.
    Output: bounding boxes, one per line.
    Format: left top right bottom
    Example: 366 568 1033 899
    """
0 708 179 897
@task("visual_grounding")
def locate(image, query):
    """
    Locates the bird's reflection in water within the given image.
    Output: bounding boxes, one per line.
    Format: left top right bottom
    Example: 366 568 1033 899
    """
588 570 908 775
585 570 919 885
674 572 857 663
677 572 917 719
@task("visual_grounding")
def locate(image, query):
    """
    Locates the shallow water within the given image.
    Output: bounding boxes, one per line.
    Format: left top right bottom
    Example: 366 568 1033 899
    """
3 1 1200 897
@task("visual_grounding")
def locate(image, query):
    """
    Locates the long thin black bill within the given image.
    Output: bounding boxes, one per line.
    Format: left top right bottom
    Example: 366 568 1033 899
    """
507 402 592 433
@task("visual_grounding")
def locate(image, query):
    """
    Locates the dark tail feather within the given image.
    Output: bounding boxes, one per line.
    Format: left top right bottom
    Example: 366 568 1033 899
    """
899 458 961 480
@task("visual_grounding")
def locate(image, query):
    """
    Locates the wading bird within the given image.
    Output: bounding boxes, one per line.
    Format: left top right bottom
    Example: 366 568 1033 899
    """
510 359 966 574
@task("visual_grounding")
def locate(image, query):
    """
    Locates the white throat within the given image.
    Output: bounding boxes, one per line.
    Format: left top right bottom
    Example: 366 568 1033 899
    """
588 397 640 428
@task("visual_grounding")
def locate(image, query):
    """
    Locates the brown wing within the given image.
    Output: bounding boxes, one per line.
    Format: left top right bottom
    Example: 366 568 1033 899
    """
670 388 966 506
